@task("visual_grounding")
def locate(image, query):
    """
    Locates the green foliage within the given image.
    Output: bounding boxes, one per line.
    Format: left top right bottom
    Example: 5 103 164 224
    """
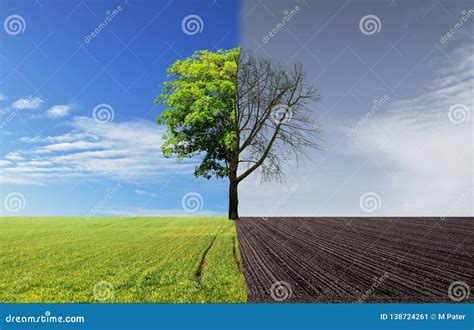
0 217 247 303
155 48 240 179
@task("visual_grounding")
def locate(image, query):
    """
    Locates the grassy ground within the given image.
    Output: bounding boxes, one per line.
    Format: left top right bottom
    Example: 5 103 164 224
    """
0 217 247 303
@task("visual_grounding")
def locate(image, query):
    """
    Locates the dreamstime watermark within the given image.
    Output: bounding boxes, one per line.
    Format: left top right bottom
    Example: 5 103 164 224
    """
92 103 115 123
0 95 38 129
0 107 20 129
179 272 212 302
270 281 292 302
262 6 300 44
84 6 123 43
1 94 37 129
359 271 390 302
181 15 204 35
441 187 473 220
4 14 26 35
3 192 26 213
84 183 122 219
270 104 293 125
5 311 85 324
359 192 381 213
3 274 31 302
448 104 470 124
263 183 300 220
351 95 390 133
92 280 114 302
440 9 474 44
448 281 470 302
181 192 204 213
359 14 381 35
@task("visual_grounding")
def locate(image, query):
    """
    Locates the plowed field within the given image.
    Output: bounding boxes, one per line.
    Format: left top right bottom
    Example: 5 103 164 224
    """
236 217 473 303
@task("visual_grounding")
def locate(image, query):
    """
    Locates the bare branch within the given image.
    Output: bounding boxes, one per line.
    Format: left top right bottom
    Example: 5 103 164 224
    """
235 50 322 183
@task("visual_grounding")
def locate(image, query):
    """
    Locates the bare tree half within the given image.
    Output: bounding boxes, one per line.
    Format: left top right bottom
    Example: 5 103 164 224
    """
228 50 322 220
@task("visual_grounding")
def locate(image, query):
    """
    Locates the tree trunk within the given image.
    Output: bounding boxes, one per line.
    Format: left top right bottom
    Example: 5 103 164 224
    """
228 168 239 220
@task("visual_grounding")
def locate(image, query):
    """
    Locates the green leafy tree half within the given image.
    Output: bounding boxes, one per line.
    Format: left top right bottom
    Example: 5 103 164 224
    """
156 48 321 220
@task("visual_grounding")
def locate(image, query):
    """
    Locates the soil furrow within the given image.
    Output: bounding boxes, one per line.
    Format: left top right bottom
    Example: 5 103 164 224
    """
236 217 473 303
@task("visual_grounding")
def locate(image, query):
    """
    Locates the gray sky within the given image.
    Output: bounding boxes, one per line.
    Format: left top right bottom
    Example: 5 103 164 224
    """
239 0 473 216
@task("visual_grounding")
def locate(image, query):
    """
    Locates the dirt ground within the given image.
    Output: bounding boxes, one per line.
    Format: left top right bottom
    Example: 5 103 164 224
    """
236 217 473 303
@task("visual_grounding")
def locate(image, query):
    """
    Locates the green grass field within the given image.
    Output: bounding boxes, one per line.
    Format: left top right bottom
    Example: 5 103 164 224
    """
0 217 247 303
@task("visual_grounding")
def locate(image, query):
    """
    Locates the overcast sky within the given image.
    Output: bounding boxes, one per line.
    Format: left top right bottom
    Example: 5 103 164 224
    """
0 0 472 217
239 0 473 216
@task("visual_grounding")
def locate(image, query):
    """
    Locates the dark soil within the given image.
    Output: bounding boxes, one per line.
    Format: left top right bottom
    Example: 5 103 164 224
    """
236 217 473 303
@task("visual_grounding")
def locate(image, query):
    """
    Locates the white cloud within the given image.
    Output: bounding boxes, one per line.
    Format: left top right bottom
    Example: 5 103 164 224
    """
0 93 5 101
12 96 44 110
5 152 24 161
135 189 159 198
0 160 11 167
50 149 125 162
346 44 473 216
19 132 91 144
35 141 108 153
239 42 473 217
0 117 195 184
350 111 471 215
16 160 52 167
0 174 44 186
47 105 71 118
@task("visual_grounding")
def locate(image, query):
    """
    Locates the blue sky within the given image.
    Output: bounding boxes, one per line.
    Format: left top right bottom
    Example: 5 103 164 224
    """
0 0 472 217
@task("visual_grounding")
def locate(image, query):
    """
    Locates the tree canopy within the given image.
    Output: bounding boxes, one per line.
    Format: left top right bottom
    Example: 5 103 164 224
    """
156 48 321 219
156 48 240 179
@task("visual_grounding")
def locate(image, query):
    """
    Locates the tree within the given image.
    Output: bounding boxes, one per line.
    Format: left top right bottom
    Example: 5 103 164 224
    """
156 48 321 220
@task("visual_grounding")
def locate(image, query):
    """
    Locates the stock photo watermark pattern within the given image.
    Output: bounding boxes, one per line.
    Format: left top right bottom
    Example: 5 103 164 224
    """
270 104 293 125
93 281 115 302
181 15 204 36
441 187 474 220
448 281 470 302
84 6 123 43
0 107 20 129
3 14 26 36
351 95 390 133
448 104 470 124
263 183 300 220
359 192 381 213
0 3 472 328
359 272 390 302
262 5 300 44
3 274 32 302
4 311 85 325
3 192 26 213
270 281 293 302
359 14 381 35
84 183 122 219
440 9 474 43
181 192 204 213
92 104 115 123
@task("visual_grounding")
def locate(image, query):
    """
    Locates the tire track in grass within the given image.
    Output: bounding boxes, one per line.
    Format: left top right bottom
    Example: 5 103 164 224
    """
195 235 217 286
194 221 233 286
232 236 244 273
